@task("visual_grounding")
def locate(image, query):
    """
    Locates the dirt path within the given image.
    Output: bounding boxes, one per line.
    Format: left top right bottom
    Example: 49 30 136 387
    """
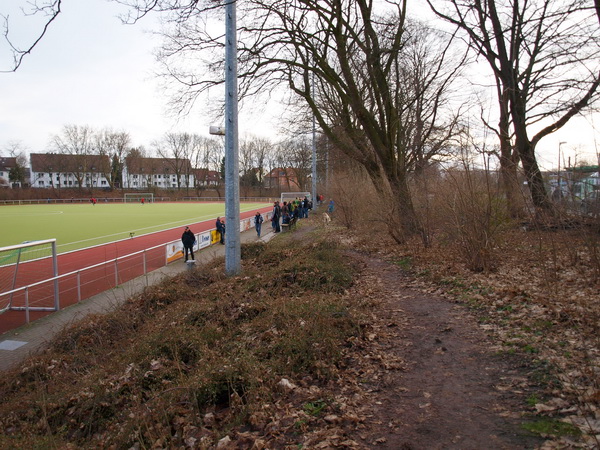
344 250 543 449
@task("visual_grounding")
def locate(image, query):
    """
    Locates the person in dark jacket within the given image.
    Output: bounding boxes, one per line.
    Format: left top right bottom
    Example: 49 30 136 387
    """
302 196 310 218
272 201 281 233
254 211 264 237
216 216 225 244
181 226 196 261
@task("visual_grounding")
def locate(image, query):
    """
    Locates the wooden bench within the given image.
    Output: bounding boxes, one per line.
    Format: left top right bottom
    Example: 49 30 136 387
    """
281 216 298 232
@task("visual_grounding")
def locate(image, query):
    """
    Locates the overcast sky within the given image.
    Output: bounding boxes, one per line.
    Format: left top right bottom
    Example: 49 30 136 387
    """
0 0 279 156
0 0 598 171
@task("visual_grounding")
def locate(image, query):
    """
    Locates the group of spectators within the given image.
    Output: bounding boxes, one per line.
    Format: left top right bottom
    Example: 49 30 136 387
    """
270 196 312 233
181 195 327 260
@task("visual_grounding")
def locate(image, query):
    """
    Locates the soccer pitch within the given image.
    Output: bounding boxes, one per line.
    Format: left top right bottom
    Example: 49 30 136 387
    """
0 202 269 254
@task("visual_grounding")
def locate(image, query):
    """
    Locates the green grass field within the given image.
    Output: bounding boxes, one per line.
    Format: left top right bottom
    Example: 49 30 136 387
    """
0 202 269 254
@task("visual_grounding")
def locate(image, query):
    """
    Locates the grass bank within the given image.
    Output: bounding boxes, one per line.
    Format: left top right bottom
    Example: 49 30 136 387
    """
0 227 367 448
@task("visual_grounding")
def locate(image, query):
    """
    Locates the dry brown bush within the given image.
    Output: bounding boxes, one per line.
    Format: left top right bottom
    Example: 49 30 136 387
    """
326 161 380 230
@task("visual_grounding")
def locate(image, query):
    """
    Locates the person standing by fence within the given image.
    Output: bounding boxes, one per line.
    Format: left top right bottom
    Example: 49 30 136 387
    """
272 201 281 233
181 226 196 262
254 211 264 238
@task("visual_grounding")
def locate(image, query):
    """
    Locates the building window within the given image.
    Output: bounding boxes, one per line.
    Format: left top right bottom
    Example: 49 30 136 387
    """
38 181 44 186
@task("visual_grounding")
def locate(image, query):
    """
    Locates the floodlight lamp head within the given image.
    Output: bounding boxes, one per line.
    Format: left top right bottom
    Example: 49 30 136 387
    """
209 126 226 136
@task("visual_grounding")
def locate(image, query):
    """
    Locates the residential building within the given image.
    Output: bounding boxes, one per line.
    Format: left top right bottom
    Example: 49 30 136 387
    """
122 156 194 189
264 167 302 190
30 153 111 189
0 157 16 187
193 168 221 187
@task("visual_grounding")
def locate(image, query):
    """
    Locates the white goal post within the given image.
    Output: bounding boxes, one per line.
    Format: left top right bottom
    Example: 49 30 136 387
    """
0 239 59 314
124 192 154 203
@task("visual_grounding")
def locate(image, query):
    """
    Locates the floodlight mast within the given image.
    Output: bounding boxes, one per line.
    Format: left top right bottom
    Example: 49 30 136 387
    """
224 0 241 276
311 70 317 207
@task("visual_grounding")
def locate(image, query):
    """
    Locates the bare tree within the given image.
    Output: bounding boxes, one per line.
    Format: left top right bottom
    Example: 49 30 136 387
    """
239 135 258 196
1 0 62 72
428 0 600 215
115 0 464 242
247 135 272 195
154 132 194 192
278 137 312 192
189 134 223 195
3 141 29 186
51 124 95 192
94 129 131 190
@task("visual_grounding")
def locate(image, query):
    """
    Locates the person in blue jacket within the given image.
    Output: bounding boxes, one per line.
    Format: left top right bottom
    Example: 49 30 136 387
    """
216 217 225 244
328 199 335 214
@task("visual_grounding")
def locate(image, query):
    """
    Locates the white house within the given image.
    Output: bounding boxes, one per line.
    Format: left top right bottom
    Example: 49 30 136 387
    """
30 153 111 189
122 156 195 190
0 157 16 187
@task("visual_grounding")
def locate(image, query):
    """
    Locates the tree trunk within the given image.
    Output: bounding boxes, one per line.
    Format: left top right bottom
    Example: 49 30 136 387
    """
499 147 525 219
497 86 526 218
518 141 553 212
365 163 424 245
510 95 553 213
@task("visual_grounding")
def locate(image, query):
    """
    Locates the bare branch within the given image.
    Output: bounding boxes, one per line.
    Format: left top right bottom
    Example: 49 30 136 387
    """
1 0 62 72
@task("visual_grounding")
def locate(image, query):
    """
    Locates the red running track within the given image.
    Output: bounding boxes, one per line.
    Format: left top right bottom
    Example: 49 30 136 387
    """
0 207 271 335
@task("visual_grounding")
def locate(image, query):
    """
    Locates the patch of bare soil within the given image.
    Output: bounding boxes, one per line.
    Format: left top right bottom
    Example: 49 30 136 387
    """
342 250 543 449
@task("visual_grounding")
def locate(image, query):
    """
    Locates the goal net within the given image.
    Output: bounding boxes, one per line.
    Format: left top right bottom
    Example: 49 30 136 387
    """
0 239 59 314
280 192 311 204
124 192 154 203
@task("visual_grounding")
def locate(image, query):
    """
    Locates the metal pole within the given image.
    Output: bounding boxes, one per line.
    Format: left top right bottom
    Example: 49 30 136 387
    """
52 240 60 310
311 71 317 207
326 143 330 195
143 250 148 286
225 0 241 276
77 271 81 302
25 286 29 324
558 141 566 197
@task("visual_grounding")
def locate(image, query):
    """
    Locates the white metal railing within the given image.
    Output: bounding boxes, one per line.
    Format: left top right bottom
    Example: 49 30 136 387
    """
0 241 167 325
0 208 273 331
0 198 171 205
